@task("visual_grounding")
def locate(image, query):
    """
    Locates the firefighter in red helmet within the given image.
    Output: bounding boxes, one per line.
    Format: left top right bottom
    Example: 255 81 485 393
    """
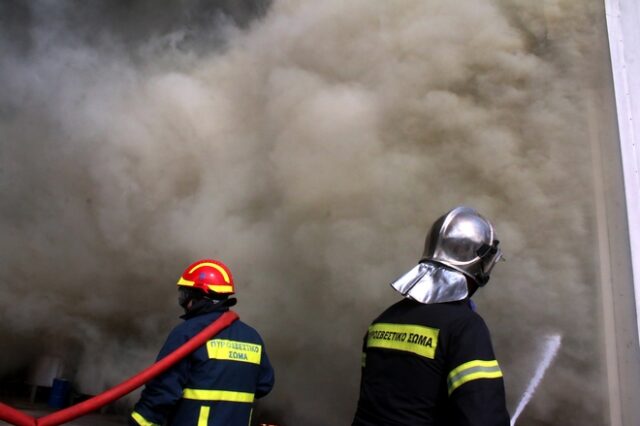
130 259 275 426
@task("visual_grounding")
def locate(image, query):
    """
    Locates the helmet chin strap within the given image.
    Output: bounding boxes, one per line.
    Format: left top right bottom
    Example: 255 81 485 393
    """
466 277 480 296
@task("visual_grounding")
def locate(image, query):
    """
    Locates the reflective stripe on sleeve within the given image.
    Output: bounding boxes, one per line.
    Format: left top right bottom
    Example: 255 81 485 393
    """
198 406 210 426
447 359 503 395
183 388 255 403
131 411 160 426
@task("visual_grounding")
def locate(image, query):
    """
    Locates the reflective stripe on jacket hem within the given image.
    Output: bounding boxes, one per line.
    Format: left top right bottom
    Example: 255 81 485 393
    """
198 406 210 426
183 388 255 403
131 411 160 426
447 359 502 395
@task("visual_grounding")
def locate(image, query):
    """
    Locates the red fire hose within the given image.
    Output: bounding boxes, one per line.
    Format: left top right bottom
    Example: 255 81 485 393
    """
0 403 35 426
0 310 239 426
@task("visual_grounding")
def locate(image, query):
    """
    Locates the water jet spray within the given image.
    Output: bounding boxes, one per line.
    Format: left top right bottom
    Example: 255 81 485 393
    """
510 334 562 426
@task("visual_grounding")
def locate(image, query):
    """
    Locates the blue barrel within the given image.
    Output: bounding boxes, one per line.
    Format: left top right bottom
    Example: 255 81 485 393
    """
48 378 71 408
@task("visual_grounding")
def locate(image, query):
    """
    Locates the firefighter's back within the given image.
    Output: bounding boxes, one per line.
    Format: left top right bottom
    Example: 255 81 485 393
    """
169 312 274 426
352 298 482 426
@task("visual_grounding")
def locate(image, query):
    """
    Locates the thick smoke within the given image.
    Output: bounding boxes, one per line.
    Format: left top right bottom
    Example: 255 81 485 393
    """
0 0 614 424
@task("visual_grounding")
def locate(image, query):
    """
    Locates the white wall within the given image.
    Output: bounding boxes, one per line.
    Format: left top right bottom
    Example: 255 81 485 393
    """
603 1 640 424
605 0 640 341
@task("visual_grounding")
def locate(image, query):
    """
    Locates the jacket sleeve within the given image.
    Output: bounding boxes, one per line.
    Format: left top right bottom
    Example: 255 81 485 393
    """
130 325 191 425
446 313 510 426
255 339 275 399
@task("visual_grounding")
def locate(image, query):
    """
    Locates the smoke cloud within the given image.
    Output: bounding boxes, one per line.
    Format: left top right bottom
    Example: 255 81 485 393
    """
0 0 614 424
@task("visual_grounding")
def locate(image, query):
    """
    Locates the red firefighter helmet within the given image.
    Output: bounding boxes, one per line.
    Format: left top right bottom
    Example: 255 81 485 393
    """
177 259 235 295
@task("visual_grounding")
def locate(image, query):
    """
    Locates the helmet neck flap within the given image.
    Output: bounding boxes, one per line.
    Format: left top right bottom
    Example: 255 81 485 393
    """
390 261 470 304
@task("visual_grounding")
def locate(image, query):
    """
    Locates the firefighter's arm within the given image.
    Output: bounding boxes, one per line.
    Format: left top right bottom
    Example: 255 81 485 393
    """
255 339 275 398
130 326 191 425
447 314 510 426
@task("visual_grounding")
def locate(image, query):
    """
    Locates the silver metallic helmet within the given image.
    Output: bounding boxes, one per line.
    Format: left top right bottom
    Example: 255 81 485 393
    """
421 206 503 286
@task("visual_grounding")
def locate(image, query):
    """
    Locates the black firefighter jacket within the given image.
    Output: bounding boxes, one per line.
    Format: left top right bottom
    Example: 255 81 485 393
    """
352 298 510 426
131 301 274 426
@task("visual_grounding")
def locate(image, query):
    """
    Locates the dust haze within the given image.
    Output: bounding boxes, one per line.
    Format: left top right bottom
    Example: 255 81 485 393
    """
0 1 613 424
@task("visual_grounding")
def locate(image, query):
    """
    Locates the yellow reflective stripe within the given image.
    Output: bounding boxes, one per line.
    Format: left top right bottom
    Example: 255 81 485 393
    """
361 352 366 367
208 284 234 293
178 280 232 293
177 277 195 286
447 360 503 395
367 323 439 359
131 411 160 426
198 406 210 426
183 388 255 403
189 262 231 283
206 339 262 364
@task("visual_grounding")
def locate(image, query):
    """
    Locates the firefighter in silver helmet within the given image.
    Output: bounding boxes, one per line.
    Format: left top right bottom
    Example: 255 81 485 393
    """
352 206 510 426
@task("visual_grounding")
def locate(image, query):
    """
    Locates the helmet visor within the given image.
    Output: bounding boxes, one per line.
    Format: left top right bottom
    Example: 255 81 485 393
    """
477 240 503 285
